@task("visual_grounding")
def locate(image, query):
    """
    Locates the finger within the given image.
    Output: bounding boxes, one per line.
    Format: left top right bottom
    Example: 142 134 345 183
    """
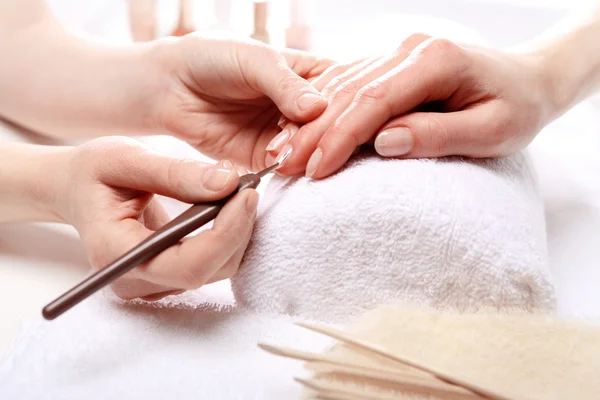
276 57 408 176
265 122 300 166
110 275 182 301
309 58 371 91
141 199 171 231
204 211 254 284
243 47 327 122
99 147 240 204
374 104 507 159
139 289 186 302
277 35 433 176
279 48 336 79
139 189 259 290
309 37 471 178
204 244 246 284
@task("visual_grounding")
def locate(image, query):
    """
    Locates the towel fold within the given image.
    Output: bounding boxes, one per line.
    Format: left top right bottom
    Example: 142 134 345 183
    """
232 150 555 323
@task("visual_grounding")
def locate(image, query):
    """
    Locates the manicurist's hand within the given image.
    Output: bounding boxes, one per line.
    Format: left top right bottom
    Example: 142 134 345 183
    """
271 34 554 178
0 138 258 301
0 1 332 172
151 35 332 171
67 138 259 301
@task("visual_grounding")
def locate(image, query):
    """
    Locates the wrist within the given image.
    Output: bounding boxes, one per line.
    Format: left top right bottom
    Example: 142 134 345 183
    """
0 144 71 224
529 48 575 122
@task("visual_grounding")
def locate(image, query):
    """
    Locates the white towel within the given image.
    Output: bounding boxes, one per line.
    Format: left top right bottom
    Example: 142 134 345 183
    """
231 150 555 323
0 289 334 400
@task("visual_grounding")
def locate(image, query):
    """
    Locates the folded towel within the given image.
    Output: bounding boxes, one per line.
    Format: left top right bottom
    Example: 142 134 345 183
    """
0 289 334 400
231 150 555 323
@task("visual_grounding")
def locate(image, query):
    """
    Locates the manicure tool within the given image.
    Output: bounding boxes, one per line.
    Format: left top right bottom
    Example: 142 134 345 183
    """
42 162 282 320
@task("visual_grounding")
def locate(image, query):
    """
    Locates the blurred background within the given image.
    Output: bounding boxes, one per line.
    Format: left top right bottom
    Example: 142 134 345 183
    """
44 0 587 52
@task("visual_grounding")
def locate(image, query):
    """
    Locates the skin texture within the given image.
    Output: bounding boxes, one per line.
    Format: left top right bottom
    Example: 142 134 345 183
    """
2 1 600 301
0 137 256 301
0 0 331 300
268 3 600 179
0 0 333 172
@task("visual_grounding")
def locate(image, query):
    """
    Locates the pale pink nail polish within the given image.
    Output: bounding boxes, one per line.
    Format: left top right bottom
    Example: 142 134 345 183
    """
374 128 413 157
296 93 325 111
305 148 322 177
275 144 293 168
221 160 234 169
266 130 290 152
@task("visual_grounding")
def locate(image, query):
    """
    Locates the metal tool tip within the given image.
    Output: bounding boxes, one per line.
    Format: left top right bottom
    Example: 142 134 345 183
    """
257 162 279 177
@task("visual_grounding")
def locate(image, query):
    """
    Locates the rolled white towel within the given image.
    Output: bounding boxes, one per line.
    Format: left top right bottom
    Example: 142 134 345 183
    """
231 150 555 323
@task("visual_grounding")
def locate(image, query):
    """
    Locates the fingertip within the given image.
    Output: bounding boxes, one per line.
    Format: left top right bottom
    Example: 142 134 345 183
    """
199 164 240 199
290 91 327 121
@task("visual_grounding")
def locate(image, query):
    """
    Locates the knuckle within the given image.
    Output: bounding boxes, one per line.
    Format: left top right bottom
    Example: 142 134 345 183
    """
400 32 431 50
427 116 452 153
167 158 192 194
277 71 302 93
355 83 385 104
418 37 463 61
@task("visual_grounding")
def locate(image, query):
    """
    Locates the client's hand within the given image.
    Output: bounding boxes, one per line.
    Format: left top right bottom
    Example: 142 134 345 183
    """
54 137 257 301
152 34 332 171
270 34 555 178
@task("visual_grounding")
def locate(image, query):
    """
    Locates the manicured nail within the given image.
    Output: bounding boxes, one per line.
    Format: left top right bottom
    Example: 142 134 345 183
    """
220 160 234 169
275 144 293 168
374 128 413 157
266 129 290 152
202 167 234 191
305 148 322 177
277 115 289 128
237 166 248 176
296 92 325 111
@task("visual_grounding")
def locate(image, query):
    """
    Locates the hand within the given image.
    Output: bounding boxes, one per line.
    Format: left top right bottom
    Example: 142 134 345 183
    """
151 34 333 171
52 137 258 301
270 34 555 179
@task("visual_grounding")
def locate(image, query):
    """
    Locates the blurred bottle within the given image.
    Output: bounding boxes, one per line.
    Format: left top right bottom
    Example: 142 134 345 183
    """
170 0 196 37
251 1 270 44
127 0 157 42
285 0 311 50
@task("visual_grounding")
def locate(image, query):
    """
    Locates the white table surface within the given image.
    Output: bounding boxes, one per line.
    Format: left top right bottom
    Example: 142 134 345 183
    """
2 0 599 360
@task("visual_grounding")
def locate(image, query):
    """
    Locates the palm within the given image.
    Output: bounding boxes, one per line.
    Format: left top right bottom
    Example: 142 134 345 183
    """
171 93 281 171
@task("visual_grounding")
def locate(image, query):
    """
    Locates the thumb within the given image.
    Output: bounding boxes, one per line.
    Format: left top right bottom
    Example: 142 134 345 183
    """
373 107 501 159
100 149 240 204
246 49 327 122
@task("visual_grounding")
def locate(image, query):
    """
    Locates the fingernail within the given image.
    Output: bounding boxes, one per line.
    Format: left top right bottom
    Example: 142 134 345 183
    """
277 115 288 128
374 128 413 157
305 148 322 178
296 92 325 111
266 129 290 152
202 167 234 191
220 160 234 169
237 166 248 176
275 144 293 168
245 191 259 216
